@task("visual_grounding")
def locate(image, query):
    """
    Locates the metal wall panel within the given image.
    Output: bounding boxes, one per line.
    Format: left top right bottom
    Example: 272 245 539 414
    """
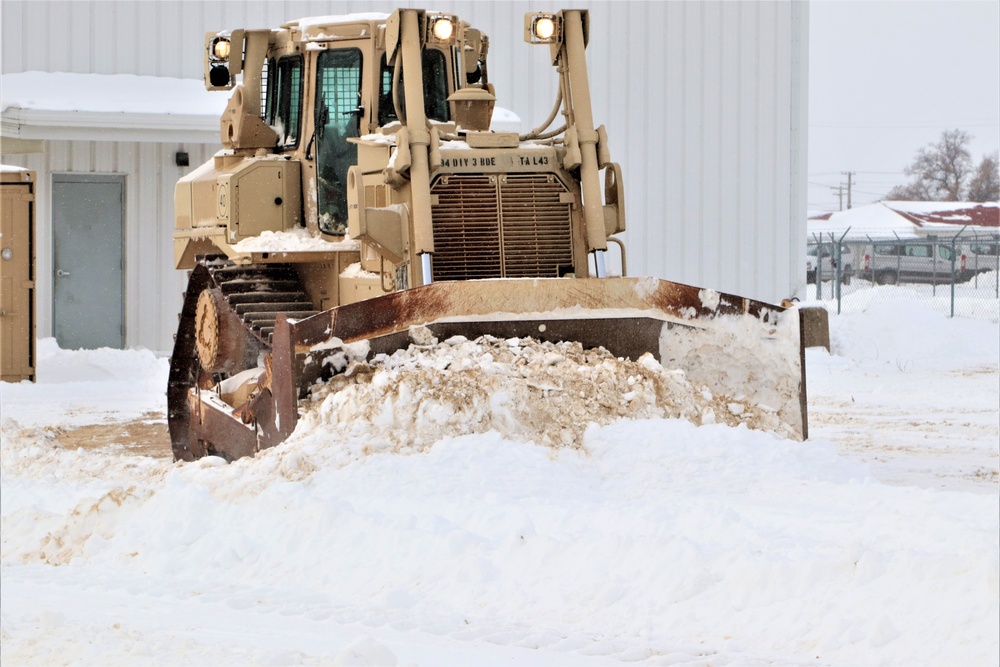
0 142 215 350
2 0 808 349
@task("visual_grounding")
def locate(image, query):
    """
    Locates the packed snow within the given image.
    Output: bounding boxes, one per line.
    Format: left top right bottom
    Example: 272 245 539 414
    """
1 294 998 666
231 228 361 254
0 72 227 117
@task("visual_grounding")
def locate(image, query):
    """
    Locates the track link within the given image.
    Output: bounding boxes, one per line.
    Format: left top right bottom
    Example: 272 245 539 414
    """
167 256 320 461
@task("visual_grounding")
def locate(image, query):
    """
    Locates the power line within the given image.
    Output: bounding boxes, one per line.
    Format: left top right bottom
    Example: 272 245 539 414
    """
810 122 999 129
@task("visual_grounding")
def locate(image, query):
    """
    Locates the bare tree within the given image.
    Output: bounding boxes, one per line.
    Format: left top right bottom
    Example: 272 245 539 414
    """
966 151 999 202
886 129 973 201
885 181 932 201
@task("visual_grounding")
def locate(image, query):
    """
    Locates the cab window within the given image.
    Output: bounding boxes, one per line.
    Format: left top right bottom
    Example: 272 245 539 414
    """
315 48 363 235
266 56 303 148
378 50 451 127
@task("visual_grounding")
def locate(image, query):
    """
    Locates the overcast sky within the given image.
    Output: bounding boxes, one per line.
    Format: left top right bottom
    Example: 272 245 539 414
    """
808 0 1000 213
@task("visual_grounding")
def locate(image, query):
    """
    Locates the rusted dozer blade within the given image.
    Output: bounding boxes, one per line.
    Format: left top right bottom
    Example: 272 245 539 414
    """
267 277 808 449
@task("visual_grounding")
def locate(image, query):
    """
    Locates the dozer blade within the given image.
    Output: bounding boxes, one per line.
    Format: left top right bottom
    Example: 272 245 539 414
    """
260 277 807 451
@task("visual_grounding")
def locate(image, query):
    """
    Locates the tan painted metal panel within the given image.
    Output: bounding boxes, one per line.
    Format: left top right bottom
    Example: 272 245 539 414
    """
0 169 36 382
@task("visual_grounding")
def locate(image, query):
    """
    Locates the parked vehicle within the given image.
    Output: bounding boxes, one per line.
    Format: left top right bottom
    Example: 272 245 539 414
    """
858 240 976 285
966 240 999 274
806 244 853 284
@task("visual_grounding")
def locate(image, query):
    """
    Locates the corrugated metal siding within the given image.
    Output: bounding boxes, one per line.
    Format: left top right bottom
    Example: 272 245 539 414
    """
0 143 216 351
2 0 807 349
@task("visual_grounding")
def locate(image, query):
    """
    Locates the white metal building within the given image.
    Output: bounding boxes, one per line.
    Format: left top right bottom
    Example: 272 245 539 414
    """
1 1 808 352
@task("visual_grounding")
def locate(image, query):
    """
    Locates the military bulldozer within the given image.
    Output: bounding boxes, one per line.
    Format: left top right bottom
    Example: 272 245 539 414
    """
169 9 807 462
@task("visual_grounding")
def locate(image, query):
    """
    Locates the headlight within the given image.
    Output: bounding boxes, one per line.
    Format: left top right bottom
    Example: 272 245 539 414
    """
534 17 556 40
525 13 560 44
210 36 231 61
427 15 458 44
431 17 454 41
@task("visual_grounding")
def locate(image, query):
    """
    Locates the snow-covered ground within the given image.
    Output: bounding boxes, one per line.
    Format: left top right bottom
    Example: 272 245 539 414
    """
1 292 997 666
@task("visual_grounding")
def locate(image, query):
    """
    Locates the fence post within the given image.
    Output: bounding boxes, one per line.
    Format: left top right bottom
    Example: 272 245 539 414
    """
811 233 822 301
895 231 906 285
949 226 968 318
950 235 957 317
833 229 850 315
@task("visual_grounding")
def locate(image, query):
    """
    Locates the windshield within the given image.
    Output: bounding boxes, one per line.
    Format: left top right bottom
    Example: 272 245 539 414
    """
378 49 451 126
315 48 362 235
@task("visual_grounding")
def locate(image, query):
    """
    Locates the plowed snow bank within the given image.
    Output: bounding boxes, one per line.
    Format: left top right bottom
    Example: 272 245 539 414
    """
295 334 794 453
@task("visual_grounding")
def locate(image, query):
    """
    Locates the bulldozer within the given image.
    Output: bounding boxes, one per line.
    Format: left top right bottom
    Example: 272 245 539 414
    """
169 8 807 462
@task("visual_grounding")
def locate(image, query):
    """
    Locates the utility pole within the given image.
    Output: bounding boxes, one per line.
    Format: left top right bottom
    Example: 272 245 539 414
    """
841 171 855 209
831 184 845 211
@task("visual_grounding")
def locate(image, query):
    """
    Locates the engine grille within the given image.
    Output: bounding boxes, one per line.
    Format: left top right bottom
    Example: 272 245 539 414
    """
430 173 574 281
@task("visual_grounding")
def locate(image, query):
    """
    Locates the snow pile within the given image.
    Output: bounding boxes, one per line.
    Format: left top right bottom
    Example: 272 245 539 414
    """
0 338 168 428
295 333 792 456
1 292 998 665
828 297 1000 370
231 227 361 253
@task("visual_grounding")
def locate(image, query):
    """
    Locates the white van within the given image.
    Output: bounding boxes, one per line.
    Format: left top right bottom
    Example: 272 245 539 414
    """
966 240 999 274
858 241 977 285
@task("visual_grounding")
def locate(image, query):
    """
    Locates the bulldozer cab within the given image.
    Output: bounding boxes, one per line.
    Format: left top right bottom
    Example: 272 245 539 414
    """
201 11 488 240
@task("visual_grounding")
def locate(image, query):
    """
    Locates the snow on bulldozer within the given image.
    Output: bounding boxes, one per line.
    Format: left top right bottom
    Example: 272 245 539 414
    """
168 9 807 462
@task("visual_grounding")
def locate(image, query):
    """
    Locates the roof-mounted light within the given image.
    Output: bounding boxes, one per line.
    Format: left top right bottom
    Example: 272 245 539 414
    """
427 15 458 44
525 13 560 44
209 35 231 62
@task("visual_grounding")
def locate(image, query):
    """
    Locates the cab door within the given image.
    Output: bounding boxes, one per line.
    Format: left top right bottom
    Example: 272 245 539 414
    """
314 48 363 235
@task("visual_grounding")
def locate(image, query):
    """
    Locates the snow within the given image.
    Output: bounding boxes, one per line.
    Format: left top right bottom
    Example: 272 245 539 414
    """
886 200 999 217
292 13 391 35
231 228 360 253
810 201 1000 241
1 291 998 665
809 202 922 240
0 71 227 116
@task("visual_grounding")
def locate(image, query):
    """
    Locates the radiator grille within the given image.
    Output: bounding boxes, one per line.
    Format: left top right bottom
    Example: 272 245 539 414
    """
430 174 574 281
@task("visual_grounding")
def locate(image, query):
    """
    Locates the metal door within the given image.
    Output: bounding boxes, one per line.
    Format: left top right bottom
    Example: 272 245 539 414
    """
315 48 362 235
52 174 125 349
0 170 36 381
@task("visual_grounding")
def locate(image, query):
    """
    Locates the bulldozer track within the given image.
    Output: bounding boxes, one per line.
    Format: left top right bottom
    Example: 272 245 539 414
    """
167 256 319 461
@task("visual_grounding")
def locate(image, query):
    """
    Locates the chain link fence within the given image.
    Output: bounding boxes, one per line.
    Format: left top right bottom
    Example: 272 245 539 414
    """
804 231 999 321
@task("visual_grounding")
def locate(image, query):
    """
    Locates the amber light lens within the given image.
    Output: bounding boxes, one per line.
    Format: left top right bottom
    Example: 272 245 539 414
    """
212 38 231 60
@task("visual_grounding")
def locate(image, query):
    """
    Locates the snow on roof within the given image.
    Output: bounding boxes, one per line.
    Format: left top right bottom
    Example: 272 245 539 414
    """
1 71 228 143
883 201 1000 229
289 12 390 34
809 202 921 240
2 71 227 116
808 201 999 241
